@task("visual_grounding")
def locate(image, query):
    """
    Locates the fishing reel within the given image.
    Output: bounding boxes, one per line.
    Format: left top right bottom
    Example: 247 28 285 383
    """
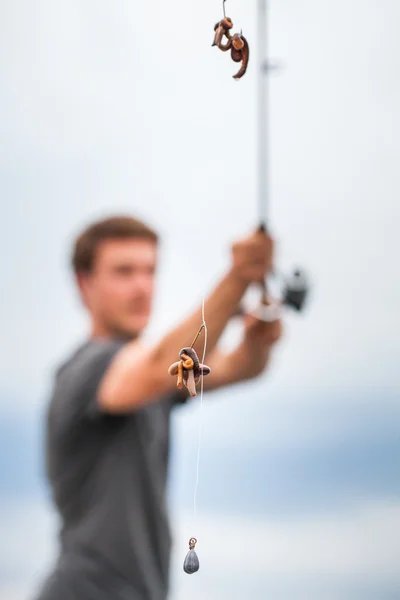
251 267 310 322
258 222 310 319
238 223 311 323
282 268 309 312
235 265 310 323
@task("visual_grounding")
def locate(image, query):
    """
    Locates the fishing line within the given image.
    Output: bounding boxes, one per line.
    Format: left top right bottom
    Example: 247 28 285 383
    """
192 296 208 523
181 297 208 574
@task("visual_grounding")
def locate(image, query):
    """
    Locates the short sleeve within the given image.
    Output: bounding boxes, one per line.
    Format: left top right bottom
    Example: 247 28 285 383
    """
50 339 126 428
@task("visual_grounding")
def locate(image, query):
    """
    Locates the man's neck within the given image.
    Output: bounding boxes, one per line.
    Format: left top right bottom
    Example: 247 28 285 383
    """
90 322 139 343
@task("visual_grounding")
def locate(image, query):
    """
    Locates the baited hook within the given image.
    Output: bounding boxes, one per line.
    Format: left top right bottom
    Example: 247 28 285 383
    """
168 324 211 397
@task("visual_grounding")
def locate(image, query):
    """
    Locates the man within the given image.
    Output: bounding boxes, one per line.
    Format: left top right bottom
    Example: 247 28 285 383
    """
34 215 282 600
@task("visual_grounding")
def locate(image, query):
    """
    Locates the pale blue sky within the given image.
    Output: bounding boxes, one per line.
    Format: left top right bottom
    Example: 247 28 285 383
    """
1 1 399 599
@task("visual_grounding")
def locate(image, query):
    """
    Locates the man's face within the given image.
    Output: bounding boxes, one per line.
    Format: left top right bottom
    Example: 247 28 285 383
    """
79 238 158 339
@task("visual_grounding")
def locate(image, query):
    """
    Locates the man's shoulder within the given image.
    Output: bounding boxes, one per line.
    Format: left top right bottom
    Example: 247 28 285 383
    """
48 338 127 424
56 338 125 381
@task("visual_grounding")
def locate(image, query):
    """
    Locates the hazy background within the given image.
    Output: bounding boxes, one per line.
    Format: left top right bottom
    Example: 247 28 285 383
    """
1 0 399 599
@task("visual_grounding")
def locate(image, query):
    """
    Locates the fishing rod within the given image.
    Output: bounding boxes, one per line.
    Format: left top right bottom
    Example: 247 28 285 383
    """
215 0 310 319
255 0 309 320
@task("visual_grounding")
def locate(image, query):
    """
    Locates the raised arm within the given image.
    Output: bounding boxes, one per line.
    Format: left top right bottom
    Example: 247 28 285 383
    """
99 229 274 413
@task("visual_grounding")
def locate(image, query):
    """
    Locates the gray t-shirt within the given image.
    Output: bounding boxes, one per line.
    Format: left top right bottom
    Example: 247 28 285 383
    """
34 338 186 600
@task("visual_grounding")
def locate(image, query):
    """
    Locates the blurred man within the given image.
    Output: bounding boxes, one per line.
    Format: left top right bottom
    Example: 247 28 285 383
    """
34 215 282 600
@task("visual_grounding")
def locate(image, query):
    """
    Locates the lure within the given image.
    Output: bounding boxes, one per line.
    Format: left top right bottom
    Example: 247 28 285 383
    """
183 537 200 574
168 325 211 397
212 1 250 80
168 347 211 397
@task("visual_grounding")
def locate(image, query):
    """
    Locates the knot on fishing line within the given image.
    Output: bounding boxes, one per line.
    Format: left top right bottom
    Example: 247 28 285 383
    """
189 537 197 550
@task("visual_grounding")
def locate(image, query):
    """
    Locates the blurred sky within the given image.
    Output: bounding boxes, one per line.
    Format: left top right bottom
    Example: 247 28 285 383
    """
1 1 400 599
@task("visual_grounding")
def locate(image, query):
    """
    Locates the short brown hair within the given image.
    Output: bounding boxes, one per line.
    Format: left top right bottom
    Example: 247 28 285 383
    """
72 215 159 274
